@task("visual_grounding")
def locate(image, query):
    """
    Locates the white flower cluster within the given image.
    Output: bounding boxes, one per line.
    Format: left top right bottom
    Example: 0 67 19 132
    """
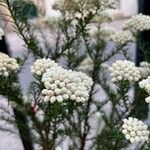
0 27 4 40
139 62 150 78
0 52 19 77
41 65 93 103
77 57 94 74
139 77 150 94
139 76 150 103
109 31 135 46
124 14 150 34
109 60 141 83
31 58 58 76
122 117 149 143
100 0 118 11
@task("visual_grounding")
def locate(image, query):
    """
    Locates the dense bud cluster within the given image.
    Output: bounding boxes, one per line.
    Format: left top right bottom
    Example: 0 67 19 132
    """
0 52 19 77
110 31 134 46
139 77 150 94
41 66 93 103
109 60 141 83
139 76 150 103
124 14 150 34
31 58 58 76
122 117 149 143
0 28 4 40
29 57 94 103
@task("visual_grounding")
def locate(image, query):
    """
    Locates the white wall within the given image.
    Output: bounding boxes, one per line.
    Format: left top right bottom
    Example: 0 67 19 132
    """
120 0 138 16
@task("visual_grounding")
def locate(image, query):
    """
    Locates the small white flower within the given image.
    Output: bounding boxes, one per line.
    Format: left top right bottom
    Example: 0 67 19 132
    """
125 134 131 140
44 96 50 102
44 82 51 89
70 95 76 100
122 129 128 135
50 96 56 103
54 88 61 95
122 117 149 143
42 89 49 95
62 94 69 100
56 95 63 102
130 131 136 137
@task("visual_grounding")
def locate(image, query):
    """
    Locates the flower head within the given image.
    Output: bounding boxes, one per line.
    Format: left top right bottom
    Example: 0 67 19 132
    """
109 31 135 46
124 14 150 34
41 64 93 103
109 60 141 83
0 52 19 77
139 76 150 94
122 117 149 143
139 76 150 103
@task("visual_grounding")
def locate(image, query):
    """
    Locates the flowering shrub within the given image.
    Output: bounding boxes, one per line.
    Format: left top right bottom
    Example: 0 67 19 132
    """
0 0 150 150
